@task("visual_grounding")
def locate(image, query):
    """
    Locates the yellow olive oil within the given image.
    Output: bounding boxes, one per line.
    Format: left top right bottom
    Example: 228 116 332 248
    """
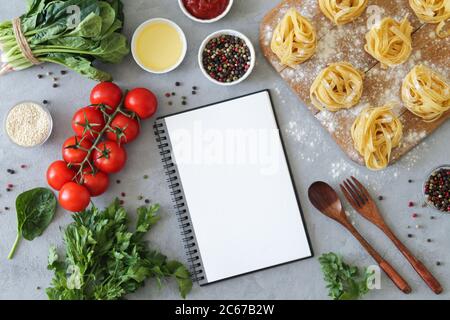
134 21 183 72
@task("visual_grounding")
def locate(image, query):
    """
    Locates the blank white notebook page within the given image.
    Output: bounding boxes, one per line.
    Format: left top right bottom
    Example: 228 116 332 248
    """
164 91 311 283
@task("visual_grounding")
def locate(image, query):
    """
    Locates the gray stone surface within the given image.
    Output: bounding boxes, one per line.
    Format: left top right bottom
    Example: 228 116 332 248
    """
0 0 448 300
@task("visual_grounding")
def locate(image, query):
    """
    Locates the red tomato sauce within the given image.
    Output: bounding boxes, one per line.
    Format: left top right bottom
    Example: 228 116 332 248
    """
182 0 230 20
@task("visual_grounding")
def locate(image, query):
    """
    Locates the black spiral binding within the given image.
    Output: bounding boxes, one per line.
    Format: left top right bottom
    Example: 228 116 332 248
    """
154 121 205 284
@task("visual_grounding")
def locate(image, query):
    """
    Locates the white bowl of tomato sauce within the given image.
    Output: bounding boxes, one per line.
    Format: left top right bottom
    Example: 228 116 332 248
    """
178 0 233 23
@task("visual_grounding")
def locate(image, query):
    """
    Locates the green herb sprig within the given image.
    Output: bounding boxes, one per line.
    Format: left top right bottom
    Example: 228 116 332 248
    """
319 252 372 300
46 199 192 300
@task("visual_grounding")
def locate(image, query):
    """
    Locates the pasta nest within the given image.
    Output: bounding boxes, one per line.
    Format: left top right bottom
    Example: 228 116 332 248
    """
351 104 403 170
319 0 369 25
402 64 450 122
364 16 413 68
310 62 364 111
271 8 317 68
409 0 450 37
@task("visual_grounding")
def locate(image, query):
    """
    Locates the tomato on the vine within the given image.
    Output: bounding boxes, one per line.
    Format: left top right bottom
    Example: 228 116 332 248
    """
46 160 76 191
81 168 109 197
92 140 127 173
106 113 140 144
72 107 106 140
59 182 91 212
62 136 93 164
124 88 158 119
90 82 122 114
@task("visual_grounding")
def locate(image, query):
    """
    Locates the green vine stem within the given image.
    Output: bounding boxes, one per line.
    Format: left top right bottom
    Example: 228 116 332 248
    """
70 90 130 181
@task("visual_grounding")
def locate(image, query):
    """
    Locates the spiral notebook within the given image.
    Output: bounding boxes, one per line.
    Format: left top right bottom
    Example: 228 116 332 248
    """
154 90 312 285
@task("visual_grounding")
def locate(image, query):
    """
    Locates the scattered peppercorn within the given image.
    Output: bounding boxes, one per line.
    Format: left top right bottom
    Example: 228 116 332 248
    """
53 77 59 82
6 188 11 192
137 195 144 201
52 83 58 88
143 175 149 179
121 192 126 197
145 199 150 204
36 286 41 290
182 101 187 106
436 261 441 266
424 168 450 213
116 179 121 184
37 74 44 79
182 96 187 100
408 179 413 183
168 101 173 106
60 70 67 75
4 207 10 211
407 234 413 238
20 164 27 169
119 200 124 205
192 86 197 90
202 34 251 83
42 100 48 105
430 216 435 220
192 91 197 95
7 169 16 174
427 238 432 243
175 82 181 86
47 72 53 76
172 92 176 96
378 196 384 201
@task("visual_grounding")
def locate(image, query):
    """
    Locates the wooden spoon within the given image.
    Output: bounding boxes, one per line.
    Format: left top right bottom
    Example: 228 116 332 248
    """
308 181 412 294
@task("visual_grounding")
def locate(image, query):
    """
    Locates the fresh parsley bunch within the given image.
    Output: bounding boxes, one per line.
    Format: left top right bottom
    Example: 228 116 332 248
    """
47 199 192 300
318 252 372 300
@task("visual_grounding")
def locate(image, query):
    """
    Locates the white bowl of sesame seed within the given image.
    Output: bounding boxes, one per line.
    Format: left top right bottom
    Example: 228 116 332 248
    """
4 101 53 148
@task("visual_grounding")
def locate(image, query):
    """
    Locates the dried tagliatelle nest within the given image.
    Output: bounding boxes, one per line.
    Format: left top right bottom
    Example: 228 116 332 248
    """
364 16 413 68
271 7 317 67
318 0 369 25
402 64 450 122
310 62 364 112
351 104 403 170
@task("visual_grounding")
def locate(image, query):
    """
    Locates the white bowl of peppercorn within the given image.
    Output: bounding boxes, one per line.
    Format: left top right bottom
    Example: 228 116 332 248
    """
423 165 450 213
198 29 255 86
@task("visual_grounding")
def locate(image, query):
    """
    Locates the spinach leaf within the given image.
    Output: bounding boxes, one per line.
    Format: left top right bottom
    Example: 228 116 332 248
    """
8 188 57 259
1 0 128 81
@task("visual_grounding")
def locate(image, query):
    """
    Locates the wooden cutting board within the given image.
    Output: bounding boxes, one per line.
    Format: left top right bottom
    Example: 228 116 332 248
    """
259 0 449 167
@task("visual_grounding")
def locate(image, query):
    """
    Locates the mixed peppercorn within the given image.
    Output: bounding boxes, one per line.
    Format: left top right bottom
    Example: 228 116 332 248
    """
424 168 450 213
202 34 251 83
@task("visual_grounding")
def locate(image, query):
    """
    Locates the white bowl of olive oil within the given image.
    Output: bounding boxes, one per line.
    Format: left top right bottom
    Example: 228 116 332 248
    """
131 18 187 74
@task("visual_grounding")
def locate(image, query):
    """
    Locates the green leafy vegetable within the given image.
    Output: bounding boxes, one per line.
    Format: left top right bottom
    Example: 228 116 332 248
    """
0 0 129 81
8 187 57 260
318 252 372 300
46 199 193 300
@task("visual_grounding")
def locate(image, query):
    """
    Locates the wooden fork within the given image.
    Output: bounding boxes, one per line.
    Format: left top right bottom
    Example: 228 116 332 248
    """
340 176 443 294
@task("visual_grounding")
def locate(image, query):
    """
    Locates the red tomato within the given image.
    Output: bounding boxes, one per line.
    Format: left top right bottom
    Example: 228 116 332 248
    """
81 169 109 197
92 141 127 173
106 114 140 144
58 182 91 212
46 160 76 191
90 82 123 114
62 136 93 164
72 107 106 140
124 88 158 119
